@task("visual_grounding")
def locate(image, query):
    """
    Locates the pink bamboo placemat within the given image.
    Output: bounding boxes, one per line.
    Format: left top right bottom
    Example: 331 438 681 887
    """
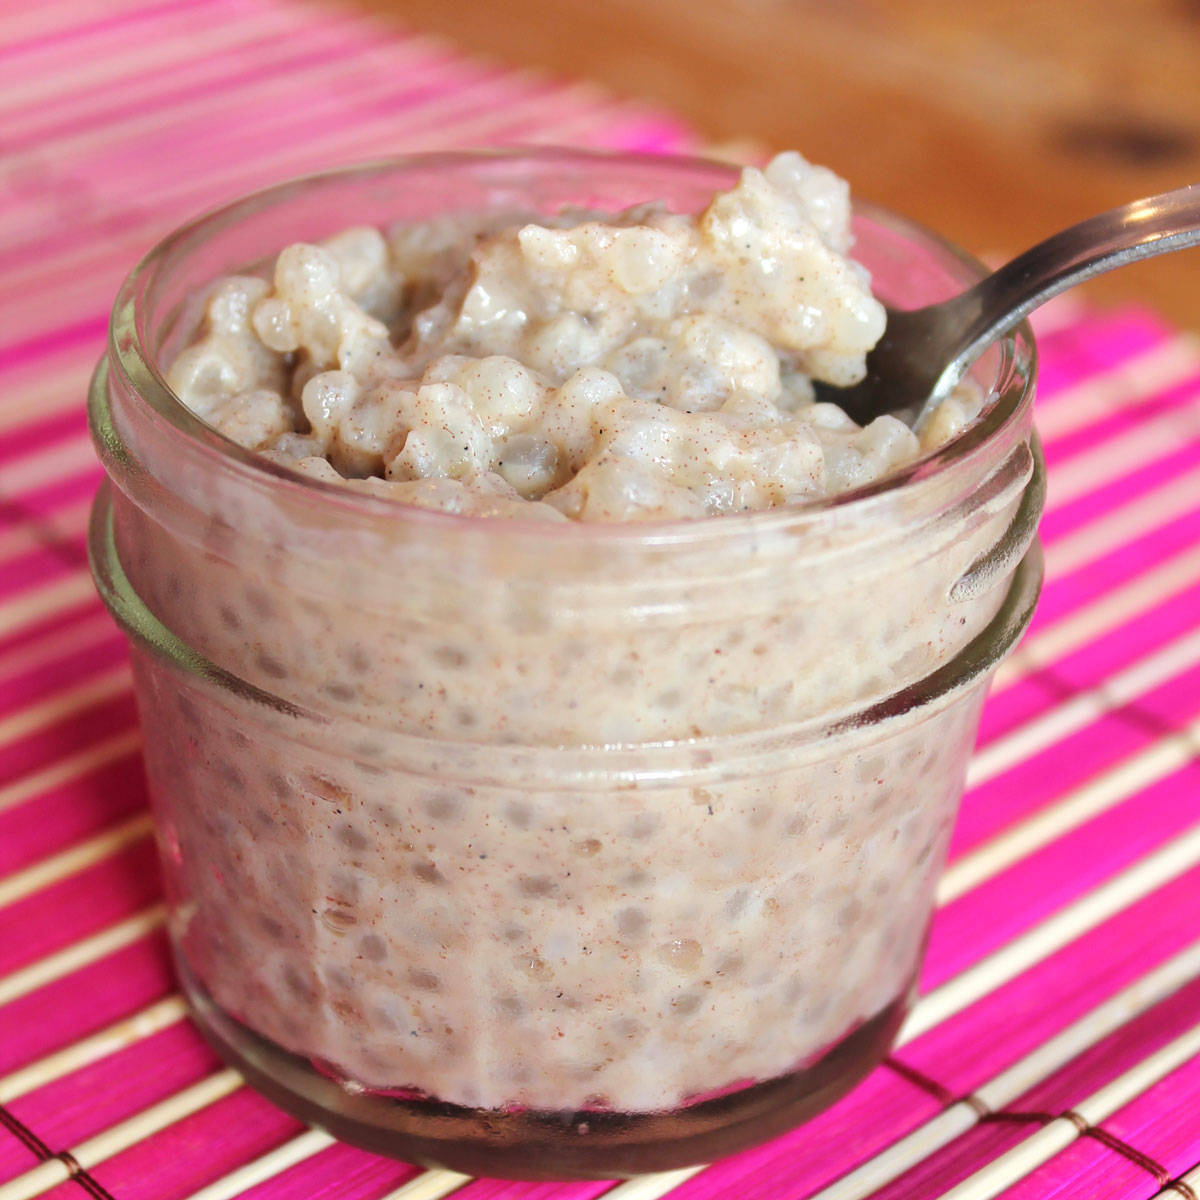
3 2 1200 1198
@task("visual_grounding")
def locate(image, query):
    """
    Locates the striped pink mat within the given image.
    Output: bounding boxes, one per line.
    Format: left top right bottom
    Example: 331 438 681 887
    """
3 1 1200 1198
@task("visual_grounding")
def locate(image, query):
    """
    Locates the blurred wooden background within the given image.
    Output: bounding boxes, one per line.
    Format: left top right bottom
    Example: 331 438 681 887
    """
362 0 1200 329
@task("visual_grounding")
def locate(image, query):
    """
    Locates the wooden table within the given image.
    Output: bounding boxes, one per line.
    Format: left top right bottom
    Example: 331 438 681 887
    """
364 0 1200 330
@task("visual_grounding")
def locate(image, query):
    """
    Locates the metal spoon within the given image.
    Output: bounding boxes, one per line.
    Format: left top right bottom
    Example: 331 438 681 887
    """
820 183 1200 427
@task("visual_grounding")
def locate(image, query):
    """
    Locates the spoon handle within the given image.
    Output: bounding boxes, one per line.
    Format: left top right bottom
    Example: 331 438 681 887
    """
935 183 1200 394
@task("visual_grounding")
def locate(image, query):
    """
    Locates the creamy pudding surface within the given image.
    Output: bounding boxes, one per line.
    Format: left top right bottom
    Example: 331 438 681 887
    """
167 152 981 522
110 151 1036 1125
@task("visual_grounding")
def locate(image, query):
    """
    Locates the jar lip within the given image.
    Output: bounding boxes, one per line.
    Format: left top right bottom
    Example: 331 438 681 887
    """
110 146 1037 545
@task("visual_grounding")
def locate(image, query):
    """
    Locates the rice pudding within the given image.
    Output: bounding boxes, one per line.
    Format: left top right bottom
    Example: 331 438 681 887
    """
90 149 1042 1175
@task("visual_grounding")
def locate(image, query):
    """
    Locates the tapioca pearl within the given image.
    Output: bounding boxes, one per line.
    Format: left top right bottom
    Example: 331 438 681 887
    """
216 604 241 631
226 725 254 755
836 896 867 930
517 954 552 982
281 963 319 1005
627 812 660 839
504 599 551 635
409 969 442 992
452 706 480 731
504 801 532 829
328 868 363 904
323 964 356 993
242 585 276 619
616 907 649 940
713 949 745 978
783 807 815 837
412 860 445 885
819 807 851 840
609 1015 646 1044
304 771 353 807
431 643 470 669
669 990 705 1017
657 939 703 973
495 994 525 1019
359 932 388 962
739 802 774 830
211 759 245 793
574 837 602 857
723 887 751 920
256 912 290 942
422 790 464 822
518 874 558 898
606 664 637 689
652 688 684 712
321 680 359 704
264 866 308 914
320 906 358 935
867 778 900 814
495 432 560 497
342 643 373 675
367 803 403 832
620 865 652 889
854 752 889 785
333 822 370 854
331 990 367 1025
349 736 388 768
200 803 238 845
253 650 289 680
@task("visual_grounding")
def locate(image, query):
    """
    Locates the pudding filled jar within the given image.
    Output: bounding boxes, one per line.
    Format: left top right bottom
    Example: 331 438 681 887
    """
88 150 1042 1179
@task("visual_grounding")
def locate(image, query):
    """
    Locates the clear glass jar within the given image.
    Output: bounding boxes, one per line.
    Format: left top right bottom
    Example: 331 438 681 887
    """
88 150 1042 1179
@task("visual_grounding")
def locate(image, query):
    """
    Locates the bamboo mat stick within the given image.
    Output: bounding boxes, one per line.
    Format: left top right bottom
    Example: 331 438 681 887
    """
0 575 97 641
1044 461 1200 582
604 1167 705 1199
0 729 140 815
0 995 187 1104
0 364 100 436
907 819 1200 1042
0 903 166 1007
1033 335 1200 442
0 663 131 745
967 625 1200 789
181 1129 338 1200
936 1021 1200 1200
943 715 1200 903
377 1171 475 1200
0 1068 242 1200
813 939 1200 1200
1147 1159 1200 1197
0 611 114 688
3 77 619 306
1046 396 1200 510
993 542 1200 692
0 813 153 908
0 437 97 496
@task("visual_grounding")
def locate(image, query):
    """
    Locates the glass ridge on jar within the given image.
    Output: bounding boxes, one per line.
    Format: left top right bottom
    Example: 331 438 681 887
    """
88 149 1043 1179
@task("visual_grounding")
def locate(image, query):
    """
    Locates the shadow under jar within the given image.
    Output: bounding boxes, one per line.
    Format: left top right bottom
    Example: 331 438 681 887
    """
88 150 1043 1180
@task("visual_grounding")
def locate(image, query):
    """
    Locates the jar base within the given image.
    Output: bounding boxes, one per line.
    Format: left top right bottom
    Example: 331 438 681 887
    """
176 952 911 1180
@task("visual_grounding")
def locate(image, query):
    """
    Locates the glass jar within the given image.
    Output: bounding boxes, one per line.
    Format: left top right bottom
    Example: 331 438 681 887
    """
88 150 1042 1180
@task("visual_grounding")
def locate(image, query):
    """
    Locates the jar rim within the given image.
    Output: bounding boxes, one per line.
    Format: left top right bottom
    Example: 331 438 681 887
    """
107 146 1037 545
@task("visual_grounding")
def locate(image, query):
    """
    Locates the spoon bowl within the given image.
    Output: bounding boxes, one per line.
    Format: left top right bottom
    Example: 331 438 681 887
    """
821 184 1200 427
